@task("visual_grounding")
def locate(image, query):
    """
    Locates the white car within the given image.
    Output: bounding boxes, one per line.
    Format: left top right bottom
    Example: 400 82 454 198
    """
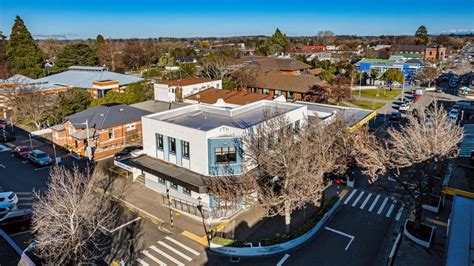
399 103 410 112
0 192 18 205
0 202 17 216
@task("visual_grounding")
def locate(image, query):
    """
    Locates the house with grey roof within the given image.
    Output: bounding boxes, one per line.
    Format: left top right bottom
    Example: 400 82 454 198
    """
51 103 151 159
35 66 143 98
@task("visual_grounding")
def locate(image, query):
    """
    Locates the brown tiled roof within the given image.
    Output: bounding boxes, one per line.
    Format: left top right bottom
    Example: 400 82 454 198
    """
186 88 273 105
250 73 321 94
156 77 213 87
237 56 312 72
308 68 322 75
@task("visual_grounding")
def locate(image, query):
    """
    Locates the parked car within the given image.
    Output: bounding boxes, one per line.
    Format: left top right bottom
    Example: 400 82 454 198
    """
0 209 33 233
12 145 31 160
114 146 142 160
0 132 16 143
389 112 402 122
0 202 17 216
448 109 460 119
28 150 52 166
0 192 18 205
399 103 410 112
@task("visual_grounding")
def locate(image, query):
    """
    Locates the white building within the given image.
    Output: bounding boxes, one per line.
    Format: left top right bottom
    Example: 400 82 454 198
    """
153 78 222 102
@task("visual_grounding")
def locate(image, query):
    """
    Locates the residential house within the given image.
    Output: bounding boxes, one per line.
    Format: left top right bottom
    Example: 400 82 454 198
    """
153 77 222 102
35 66 143 98
51 104 151 159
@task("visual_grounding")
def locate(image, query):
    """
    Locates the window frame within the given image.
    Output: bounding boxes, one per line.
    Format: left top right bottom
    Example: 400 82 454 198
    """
158 177 165 184
181 140 190 158
168 137 176 154
156 133 164 150
170 182 178 190
215 146 237 164
183 187 191 195
108 128 114 139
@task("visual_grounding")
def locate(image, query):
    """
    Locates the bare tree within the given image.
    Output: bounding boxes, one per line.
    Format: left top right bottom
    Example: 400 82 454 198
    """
304 77 352 104
230 67 257 90
356 104 463 229
199 52 233 80
210 114 358 233
122 41 146 71
32 167 117 264
316 30 336 45
415 67 440 87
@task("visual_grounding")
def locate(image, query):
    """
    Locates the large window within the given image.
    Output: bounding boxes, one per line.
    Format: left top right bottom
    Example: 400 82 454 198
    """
263 88 270 95
170 182 178 190
168 137 176 154
182 140 190 158
215 146 237 164
274 90 282 96
108 129 114 139
183 187 191 195
156 134 164 150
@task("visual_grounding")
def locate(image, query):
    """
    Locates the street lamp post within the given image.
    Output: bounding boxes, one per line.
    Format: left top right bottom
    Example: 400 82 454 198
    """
166 188 174 229
197 196 211 246
28 134 33 151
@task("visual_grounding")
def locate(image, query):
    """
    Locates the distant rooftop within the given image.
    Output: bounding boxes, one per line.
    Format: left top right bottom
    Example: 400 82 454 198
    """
146 100 303 131
155 77 215 87
185 87 273 105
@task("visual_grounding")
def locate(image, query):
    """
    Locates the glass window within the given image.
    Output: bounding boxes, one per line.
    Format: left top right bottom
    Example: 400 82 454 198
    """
108 129 114 139
156 134 164 150
168 137 176 154
182 140 190 158
170 182 178 190
158 177 165 184
288 91 295 99
183 187 191 195
263 88 270 95
215 146 237 164
275 90 282 96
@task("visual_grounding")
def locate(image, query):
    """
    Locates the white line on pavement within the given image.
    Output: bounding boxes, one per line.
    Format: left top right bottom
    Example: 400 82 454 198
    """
368 195 381 212
136 258 150 266
141 250 166 266
344 189 358 205
14 192 32 195
150 245 185 266
325 227 355 251
165 236 200 256
276 254 290 266
377 198 389 215
395 207 404 221
386 201 396 218
158 241 192 261
0 164 5 169
360 193 372 209
352 191 365 207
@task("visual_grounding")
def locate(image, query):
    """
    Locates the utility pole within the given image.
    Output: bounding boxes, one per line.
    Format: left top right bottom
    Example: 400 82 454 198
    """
166 188 174 229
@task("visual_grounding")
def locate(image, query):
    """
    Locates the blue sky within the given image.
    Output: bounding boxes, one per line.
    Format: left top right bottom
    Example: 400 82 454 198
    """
0 0 473 38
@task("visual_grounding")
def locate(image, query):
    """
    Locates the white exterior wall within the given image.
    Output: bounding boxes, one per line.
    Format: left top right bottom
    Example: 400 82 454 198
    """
154 80 222 103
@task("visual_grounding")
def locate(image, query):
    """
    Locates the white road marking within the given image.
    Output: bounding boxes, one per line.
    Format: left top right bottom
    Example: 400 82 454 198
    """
150 245 185 266
142 250 167 266
386 201 396 218
352 191 365 207
136 258 150 266
368 195 381 212
0 164 5 169
395 206 404 221
377 198 389 215
360 193 372 209
165 236 200 256
325 227 355 251
344 189 358 205
158 241 192 261
276 254 290 266
15 192 32 196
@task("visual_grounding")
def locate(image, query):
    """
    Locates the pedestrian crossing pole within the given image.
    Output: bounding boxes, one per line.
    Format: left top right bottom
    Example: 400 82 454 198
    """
166 188 174 229
336 179 341 196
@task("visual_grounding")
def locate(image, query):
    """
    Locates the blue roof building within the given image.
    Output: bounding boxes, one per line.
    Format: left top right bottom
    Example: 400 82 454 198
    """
355 58 425 81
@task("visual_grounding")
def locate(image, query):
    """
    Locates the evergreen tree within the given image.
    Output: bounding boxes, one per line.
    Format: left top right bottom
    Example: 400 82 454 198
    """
96 34 105 45
53 43 99 72
415 25 429 45
6 16 44 78
270 28 289 47
0 31 9 79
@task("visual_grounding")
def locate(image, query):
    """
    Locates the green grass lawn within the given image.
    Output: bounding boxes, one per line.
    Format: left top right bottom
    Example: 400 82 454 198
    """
353 100 386 110
356 89 401 100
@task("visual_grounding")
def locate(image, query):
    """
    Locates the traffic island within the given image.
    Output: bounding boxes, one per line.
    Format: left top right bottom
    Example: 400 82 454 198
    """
209 196 340 257
403 219 435 248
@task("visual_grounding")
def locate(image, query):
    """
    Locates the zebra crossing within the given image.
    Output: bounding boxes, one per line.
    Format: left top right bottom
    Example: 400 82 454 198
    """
342 189 403 221
16 192 35 209
137 236 201 266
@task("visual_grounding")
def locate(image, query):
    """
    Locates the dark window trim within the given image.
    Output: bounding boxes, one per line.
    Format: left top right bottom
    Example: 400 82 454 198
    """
168 137 176 154
182 140 190 158
215 146 237 164
156 133 164 150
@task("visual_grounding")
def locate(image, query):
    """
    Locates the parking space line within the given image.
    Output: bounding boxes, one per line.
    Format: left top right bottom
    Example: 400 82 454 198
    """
368 195 381 212
360 193 372 209
344 189 357 205
325 227 355 251
377 198 389 215
386 201 396 217
352 191 365 207
165 236 200 256
276 254 290 266
150 245 184 266
136 258 149 266
141 250 166 266
158 241 192 261
395 207 403 221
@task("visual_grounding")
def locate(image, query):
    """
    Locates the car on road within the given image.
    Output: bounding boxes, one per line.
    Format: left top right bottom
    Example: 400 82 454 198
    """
389 112 402 122
114 146 142 160
0 202 17 216
399 103 410 112
0 209 33 233
448 109 460 119
12 145 31 160
0 132 16 143
0 192 18 205
27 149 52 166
